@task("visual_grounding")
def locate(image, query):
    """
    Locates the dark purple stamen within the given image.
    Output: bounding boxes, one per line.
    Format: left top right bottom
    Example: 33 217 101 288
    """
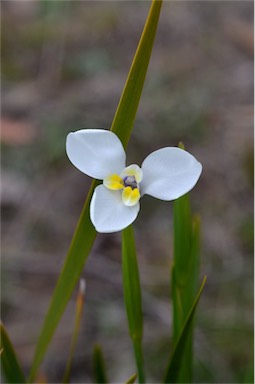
123 176 137 190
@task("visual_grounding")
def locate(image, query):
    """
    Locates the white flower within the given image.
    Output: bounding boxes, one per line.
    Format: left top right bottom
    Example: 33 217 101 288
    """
66 129 202 233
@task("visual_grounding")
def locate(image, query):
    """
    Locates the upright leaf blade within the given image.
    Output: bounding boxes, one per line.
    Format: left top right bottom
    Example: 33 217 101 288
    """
171 193 193 382
164 276 207 383
190 215 201 299
0 322 26 383
93 344 108 384
171 144 202 382
122 225 145 383
172 192 192 341
111 0 162 147
29 179 98 381
29 1 162 380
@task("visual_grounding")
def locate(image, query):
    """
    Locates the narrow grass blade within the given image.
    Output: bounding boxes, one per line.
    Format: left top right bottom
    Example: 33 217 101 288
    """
164 276 207 383
29 1 162 380
171 193 193 382
62 279 86 383
29 179 98 381
122 225 145 383
171 142 201 382
126 373 138 383
172 192 192 340
0 322 26 383
111 0 162 148
93 344 108 384
190 215 201 299
171 209 201 382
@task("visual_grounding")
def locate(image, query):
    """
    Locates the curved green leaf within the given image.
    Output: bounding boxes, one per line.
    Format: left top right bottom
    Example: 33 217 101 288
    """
29 1 162 380
164 276 207 383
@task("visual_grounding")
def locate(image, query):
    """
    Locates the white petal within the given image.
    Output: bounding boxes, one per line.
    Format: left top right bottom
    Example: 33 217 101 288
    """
66 129 126 180
90 185 140 233
140 147 202 200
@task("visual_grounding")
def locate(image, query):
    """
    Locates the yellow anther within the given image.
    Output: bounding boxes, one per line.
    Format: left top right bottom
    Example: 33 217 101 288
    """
103 174 124 190
122 187 140 206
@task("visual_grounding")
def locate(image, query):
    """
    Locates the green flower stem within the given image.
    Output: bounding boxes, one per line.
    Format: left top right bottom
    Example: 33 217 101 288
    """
122 225 145 383
133 338 145 383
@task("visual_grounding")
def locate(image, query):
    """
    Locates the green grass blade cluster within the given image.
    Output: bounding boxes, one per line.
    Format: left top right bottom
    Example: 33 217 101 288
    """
0 322 27 383
93 344 108 384
29 1 162 380
171 185 201 382
122 225 145 383
164 276 207 383
171 140 202 383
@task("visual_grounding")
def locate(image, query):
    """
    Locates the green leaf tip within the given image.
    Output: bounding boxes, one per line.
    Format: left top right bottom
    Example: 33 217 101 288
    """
93 344 108 384
0 322 27 384
126 373 138 384
178 141 185 150
164 276 207 383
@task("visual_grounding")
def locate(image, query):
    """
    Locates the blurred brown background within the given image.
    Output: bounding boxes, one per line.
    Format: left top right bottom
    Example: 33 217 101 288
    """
1 1 253 383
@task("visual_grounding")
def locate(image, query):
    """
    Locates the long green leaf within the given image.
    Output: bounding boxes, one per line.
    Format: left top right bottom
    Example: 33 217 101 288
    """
164 276 207 383
171 144 201 382
111 0 162 147
93 344 108 384
0 322 26 383
29 1 162 380
171 193 193 383
190 215 201 300
122 225 145 383
29 179 98 381
172 192 192 340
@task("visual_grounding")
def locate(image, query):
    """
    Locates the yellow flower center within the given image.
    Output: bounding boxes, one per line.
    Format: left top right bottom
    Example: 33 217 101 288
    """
103 165 142 207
